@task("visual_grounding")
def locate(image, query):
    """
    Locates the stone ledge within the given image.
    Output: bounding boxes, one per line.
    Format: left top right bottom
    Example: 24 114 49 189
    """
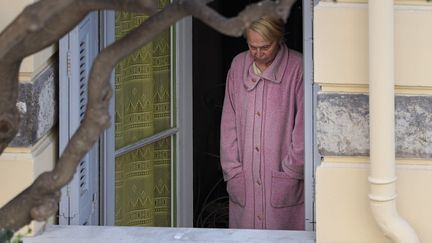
23 225 315 243
317 92 432 158
11 62 58 147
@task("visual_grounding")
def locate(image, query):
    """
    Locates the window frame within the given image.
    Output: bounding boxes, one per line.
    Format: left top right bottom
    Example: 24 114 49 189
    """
100 11 193 227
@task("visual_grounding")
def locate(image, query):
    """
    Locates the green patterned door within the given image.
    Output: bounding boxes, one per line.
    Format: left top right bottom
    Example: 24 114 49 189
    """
114 1 175 226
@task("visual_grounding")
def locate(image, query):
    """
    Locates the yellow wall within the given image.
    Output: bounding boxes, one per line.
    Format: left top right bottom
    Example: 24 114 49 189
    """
0 0 33 31
0 0 58 207
0 1 58 234
316 159 432 243
0 133 58 235
315 2 432 242
0 0 56 81
315 2 432 91
0 132 57 208
322 0 431 4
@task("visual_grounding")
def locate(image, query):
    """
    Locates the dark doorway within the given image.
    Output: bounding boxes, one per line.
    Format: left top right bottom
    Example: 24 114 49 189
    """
192 0 303 228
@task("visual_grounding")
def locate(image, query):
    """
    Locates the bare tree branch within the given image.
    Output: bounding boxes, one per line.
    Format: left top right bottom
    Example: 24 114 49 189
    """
0 0 158 153
0 0 296 231
187 0 296 36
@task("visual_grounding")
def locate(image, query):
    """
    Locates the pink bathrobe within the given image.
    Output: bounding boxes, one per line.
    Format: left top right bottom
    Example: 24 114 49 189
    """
220 44 304 230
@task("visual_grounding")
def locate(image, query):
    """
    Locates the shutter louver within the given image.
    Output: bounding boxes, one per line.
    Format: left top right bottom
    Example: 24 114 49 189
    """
59 12 99 226
79 39 88 121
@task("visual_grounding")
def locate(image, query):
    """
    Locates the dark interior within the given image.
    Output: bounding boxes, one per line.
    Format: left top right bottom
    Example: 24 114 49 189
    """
192 0 303 228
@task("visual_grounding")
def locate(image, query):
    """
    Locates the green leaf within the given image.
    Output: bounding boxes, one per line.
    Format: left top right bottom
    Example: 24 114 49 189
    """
0 228 14 243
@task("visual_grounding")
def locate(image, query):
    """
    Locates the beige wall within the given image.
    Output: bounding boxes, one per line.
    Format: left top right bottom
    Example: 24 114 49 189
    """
0 2 58 234
0 133 58 235
0 1 58 208
316 159 432 243
322 0 431 4
315 2 432 242
0 133 57 208
0 0 56 81
315 2 432 91
0 0 33 32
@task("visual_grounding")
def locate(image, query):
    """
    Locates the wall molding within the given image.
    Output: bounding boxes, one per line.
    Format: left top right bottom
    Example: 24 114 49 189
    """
317 92 432 159
10 60 58 147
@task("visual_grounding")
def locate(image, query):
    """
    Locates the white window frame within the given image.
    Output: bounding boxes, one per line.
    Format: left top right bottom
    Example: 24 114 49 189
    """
100 11 193 227
303 0 320 232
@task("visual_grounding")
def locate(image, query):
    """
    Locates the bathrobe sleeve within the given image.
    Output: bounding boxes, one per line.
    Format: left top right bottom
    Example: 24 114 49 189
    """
282 69 305 178
220 65 243 181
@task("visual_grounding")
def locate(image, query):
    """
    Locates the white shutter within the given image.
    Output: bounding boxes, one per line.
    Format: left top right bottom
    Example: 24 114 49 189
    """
59 12 99 225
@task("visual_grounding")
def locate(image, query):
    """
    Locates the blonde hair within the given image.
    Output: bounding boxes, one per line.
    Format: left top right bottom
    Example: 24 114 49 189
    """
246 16 285 43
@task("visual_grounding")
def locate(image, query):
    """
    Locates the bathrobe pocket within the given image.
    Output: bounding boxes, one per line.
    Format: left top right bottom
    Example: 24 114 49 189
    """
270 169 304 208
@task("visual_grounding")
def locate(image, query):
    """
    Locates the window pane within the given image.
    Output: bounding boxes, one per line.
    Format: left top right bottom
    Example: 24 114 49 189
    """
114 11 172 150
115 136 173 226
114 5 174 227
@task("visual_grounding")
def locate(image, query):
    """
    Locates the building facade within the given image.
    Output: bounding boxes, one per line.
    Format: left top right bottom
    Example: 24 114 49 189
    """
1 0 432 242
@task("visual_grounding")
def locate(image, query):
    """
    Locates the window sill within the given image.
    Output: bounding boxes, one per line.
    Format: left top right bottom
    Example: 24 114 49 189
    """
23 225 315 243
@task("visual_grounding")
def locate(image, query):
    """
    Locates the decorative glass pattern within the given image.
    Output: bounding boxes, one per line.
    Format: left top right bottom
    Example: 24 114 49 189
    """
115 138 172 226
114 2 172 226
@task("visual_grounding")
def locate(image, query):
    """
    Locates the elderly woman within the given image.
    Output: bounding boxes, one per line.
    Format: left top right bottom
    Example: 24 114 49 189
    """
220 16 304 230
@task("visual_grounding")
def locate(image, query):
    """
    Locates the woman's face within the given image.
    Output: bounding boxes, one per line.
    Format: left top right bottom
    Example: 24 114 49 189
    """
246 30 279 68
